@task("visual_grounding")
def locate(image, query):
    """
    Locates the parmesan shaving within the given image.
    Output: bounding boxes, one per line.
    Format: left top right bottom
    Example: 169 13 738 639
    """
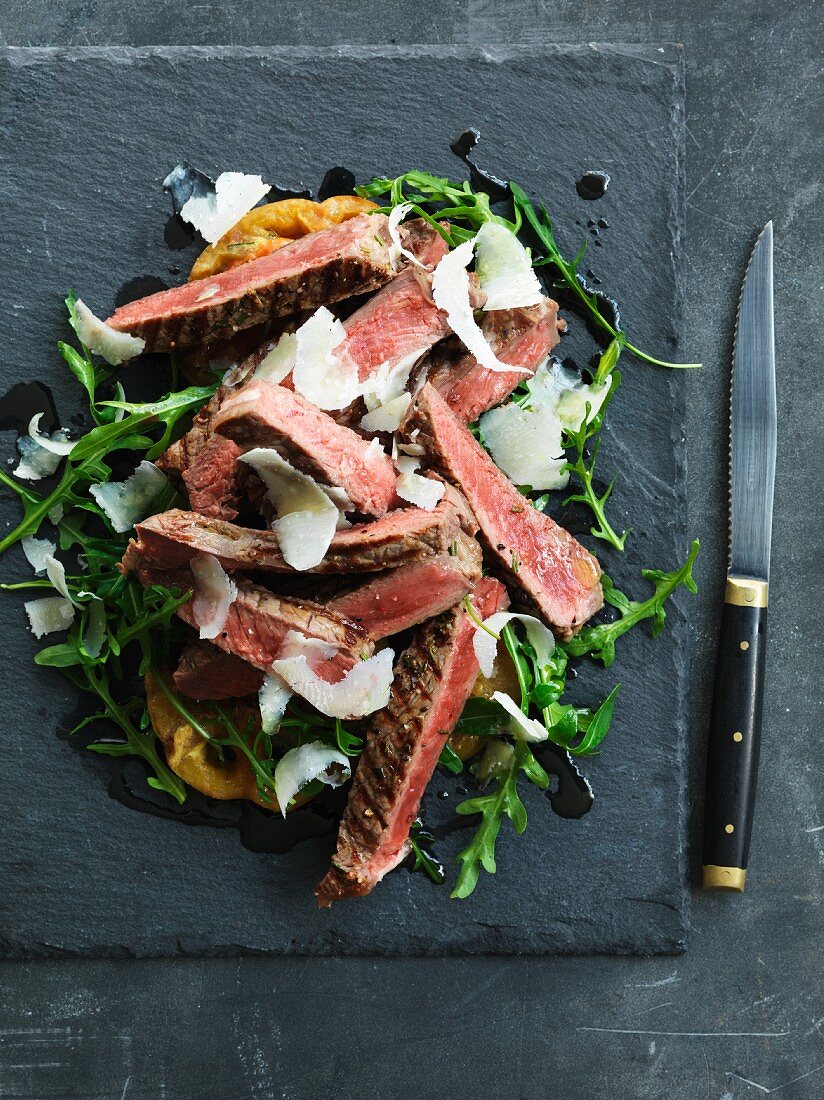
21 535 57 576
472 611 555 680
272 639 395 719
190 552 238 640
253 332 297 385
239 448 343 570
474 221 543 310
491 691 548 743
258 674 292 735
73 299 146 365
292 307 360 411
44 554 79 607
89 460 168 534
432 238 512 373
28 414 76 456
273 742 351 817
479 361 610 492
360 393 412 434
394 456 445 511
24 596 75 639
180 171 271 244
386 202 424 268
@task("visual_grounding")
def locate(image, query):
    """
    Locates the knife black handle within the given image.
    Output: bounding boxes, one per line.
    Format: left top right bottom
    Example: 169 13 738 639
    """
702 577 768 891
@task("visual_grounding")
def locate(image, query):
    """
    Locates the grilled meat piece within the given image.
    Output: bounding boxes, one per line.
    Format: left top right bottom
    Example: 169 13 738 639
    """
213 379 399 517
173 641 267 700
123 485 475 576
406 383 603 638
316 575 509 906
427 299 562 423
105 212 394 351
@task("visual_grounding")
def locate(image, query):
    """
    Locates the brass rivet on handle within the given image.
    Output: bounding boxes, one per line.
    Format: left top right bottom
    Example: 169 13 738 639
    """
733 731 743 742
725 823 735 834
740 641 750 651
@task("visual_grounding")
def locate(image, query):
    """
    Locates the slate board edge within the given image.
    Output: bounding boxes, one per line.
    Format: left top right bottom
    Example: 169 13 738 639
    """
0 44 691 958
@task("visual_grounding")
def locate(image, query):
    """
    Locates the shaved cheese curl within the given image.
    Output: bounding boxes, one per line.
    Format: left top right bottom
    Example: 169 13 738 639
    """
472 611 555 680
239 447 343 570
190 552 238 639
394 456 445 511
25 596 75 639
491 691 548 743
292 307 360 411
89 460 168 533
74 299 146 365
474 222 543 310
273 641 395 719
180 171 271 244
273 742 351 817
432 238 513 373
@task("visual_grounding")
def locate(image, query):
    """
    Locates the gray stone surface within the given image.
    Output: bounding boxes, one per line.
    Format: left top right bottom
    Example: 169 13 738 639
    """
0 2 821 1098
0 44 689 957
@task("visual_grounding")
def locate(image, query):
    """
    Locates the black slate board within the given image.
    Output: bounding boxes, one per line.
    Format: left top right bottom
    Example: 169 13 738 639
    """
0 45 691 957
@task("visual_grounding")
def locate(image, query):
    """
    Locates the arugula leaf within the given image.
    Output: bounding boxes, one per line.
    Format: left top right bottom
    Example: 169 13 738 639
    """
408 823 445 885
0 384 216 554
437 742 464 774
562 369 627 551
70 663 187 804
452 741 536 899
509 182 702 371
357 169 519 246
564 540 700 667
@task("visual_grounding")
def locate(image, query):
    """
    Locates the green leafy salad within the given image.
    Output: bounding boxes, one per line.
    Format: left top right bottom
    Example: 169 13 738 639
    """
0 166 699 902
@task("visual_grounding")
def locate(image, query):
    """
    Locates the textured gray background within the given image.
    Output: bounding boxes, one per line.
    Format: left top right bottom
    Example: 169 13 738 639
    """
0 43 689 958
0 2 822 1099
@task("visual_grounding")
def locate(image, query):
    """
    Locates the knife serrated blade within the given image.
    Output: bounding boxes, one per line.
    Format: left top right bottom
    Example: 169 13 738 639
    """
703 222 776 893
729 222 777 580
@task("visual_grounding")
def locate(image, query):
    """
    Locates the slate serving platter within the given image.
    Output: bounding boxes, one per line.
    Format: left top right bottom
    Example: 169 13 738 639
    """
0 44 691 957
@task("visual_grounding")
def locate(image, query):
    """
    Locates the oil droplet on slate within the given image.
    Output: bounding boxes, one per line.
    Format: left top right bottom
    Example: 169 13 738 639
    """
531 743 594 819
0 381 58 435
318 167 356 200
576 171 610 200
450 129 510 203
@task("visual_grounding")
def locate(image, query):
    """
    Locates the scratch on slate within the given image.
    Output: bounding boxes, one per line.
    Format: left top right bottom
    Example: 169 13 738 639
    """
577 1028 790 1038
629 973 681 990
728 1072 770 1094
120 1075 132 1100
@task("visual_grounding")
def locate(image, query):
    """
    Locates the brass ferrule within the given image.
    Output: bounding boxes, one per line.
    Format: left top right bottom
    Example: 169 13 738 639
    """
725 576 769 608
703 864 747 892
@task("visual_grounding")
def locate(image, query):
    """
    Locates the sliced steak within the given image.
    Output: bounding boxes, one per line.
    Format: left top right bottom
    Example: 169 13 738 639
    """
136 569 372 678
328 531 481 638
340 267 451 384
427 299 562 423
398 217 450 269
181 435 243 520
105 212 394 351
406 383 603 638
174 641 266 700
171 533 483 699
316 575 509 907
212 379 398 517
123 485 474 576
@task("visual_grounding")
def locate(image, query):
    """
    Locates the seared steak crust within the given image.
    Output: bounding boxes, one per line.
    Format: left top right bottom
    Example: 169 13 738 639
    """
124 487 472 576
106 213 394 351
316 576 508 907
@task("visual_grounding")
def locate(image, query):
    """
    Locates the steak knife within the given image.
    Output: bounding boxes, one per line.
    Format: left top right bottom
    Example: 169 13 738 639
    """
702 222 776 892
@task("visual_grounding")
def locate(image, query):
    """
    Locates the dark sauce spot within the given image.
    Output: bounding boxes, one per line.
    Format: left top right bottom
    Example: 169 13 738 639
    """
318 167 357 200
164 213 200 251
115 275 170 308
531 743 594 818
450 129 510 203
575 171 610 201
0 381 58 435
267 181 312 201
